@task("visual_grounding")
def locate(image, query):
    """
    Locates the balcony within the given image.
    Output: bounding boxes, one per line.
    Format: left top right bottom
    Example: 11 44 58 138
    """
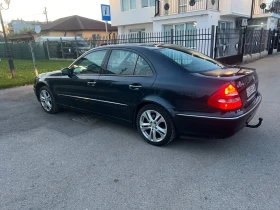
254 0 280 15
158 0 219 16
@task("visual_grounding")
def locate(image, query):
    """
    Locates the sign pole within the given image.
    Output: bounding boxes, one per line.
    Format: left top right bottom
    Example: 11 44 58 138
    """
101 4 111 45
105 21 108 45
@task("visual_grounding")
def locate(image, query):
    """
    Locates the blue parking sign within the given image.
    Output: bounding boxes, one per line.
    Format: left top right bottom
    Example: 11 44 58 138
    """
101 4 111 21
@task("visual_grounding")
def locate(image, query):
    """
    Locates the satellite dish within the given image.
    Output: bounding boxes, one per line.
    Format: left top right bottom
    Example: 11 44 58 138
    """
189 0 196 6
260 3 266 10
164 3 170 10
35 25 41 34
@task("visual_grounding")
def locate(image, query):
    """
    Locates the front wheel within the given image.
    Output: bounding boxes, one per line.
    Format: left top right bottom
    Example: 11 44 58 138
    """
136 105 176 146
39 86 59 114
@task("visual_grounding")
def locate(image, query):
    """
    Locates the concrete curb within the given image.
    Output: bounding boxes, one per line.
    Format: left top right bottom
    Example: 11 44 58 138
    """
243 51 280 64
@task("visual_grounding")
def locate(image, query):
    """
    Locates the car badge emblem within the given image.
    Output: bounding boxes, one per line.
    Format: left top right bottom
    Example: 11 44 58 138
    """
237 81 244 89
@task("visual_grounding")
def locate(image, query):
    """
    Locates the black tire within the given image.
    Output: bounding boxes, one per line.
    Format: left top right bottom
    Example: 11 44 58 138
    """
136 104 176 146
38 86 59 114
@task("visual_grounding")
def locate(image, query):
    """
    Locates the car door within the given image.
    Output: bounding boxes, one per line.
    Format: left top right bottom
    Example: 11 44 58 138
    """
95 49 156 121
55 49 108 112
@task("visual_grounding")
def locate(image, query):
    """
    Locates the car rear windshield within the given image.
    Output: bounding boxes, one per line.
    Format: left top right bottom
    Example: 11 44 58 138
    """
156 47 224 72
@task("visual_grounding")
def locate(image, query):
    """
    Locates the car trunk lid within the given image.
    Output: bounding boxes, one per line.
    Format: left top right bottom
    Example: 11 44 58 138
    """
198 66 259 108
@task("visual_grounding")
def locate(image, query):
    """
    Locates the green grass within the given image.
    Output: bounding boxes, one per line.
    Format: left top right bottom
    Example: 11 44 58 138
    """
0 59 72 89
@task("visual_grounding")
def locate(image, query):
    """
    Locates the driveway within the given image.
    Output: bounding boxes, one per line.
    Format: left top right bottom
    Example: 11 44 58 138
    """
0 55 280 210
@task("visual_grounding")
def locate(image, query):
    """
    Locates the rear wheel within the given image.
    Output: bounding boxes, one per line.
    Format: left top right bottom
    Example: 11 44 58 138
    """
136 105 176 146
39 86 59 114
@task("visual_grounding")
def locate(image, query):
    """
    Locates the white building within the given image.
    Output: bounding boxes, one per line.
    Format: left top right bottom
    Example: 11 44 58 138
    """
109 0 280 34
250 0 280 29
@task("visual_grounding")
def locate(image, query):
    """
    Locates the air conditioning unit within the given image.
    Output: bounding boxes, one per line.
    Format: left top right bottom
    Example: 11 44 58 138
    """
236 18 248 28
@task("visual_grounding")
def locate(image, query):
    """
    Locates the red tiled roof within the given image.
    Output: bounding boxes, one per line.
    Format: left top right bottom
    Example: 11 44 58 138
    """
41 15 118 32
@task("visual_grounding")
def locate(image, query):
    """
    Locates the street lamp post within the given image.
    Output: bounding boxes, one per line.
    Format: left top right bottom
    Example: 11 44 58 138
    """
0 0 15 78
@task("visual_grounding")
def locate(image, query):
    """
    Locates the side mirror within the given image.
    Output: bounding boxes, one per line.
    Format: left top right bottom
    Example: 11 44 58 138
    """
61 68 71 76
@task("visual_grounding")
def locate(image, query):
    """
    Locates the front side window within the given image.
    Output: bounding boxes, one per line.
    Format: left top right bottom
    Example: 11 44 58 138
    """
106 50 138 75
157 47 223 72
71 50 107 74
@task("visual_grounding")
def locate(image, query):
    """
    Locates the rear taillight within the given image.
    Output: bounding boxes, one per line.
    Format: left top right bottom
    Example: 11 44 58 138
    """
207 83 242 110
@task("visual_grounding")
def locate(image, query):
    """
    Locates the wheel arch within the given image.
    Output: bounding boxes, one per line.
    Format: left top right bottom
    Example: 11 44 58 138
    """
132 97 175 128
35 82 49 100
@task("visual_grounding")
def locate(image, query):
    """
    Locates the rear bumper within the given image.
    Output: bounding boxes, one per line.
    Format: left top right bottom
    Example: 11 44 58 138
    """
173 93 262 139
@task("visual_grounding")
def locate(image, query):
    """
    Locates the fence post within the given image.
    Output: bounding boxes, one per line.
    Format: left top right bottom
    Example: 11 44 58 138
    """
267 29 272 54
272 29 276 54
171 29 174 44
259 28 264 54
113 33 116 44
75 36 79 58
60 37 65 59
241 26 247 62
277 29 280 52
46 39 50 59
214 26 219 59
29 42 38 76
210 25 215 58
92 34 97 48
138 31 142 43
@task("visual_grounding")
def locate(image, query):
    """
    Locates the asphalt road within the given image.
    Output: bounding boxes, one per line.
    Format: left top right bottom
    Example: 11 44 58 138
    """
1 55 280 210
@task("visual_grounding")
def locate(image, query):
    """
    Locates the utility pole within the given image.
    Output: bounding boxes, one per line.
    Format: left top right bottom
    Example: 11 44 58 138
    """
0 0 16 78
43 7 48 23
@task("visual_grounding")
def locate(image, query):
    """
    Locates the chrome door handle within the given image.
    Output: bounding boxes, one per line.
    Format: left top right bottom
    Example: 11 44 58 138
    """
87 81 96 86
129 84 142 90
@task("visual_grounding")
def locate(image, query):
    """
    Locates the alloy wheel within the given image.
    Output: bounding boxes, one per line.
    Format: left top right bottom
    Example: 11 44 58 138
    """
139 110 167 142
40 90 52 112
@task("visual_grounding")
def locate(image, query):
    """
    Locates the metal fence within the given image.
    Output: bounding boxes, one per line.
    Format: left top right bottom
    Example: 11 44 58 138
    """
91 27 215 58
1 26 279 65
0 42 47 60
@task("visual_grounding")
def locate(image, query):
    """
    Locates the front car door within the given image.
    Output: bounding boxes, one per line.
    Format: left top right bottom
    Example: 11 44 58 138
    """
55 49 108 112
95 49 156 122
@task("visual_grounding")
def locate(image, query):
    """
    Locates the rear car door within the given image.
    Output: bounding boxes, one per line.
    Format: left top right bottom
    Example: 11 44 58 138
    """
95 49 156 121
55 50 108 111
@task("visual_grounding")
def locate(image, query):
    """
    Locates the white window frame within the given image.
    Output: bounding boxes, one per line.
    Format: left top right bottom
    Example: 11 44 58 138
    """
121 0 137 11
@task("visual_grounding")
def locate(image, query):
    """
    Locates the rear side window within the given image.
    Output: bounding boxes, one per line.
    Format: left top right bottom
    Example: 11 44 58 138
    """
105 50 153 76
106 50 138 75
134 57 153 76
157 48 223 72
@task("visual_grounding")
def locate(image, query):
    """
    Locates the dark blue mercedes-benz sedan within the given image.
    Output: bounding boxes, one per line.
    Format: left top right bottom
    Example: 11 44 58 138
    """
34 44 262 146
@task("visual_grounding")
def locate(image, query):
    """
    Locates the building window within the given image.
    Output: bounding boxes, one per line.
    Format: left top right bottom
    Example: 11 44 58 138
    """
164 23 197 48
129 29 145 42
217 22 233 58
122 0 136 11
142 0 155 7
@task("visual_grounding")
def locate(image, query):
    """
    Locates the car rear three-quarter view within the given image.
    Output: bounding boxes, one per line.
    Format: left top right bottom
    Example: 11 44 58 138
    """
34 44 262 146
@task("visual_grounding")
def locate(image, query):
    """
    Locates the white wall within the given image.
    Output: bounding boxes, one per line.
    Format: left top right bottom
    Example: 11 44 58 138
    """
220 0 251 18
118 23 154 34
109 0 154 27
153 11 222 32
